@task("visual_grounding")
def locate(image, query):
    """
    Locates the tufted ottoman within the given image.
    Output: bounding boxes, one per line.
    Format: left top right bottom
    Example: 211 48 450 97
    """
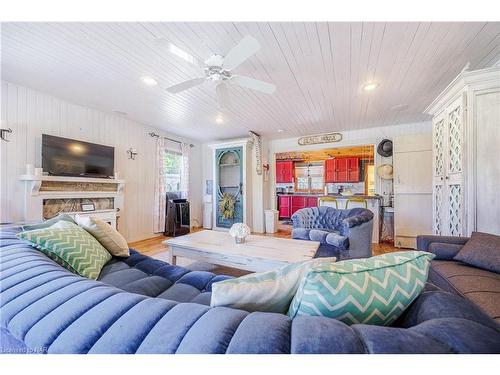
97 250 233 305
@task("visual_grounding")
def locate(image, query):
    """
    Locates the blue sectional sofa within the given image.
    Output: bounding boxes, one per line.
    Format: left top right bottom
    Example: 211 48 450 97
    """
1 228 500 354
292 207 374 259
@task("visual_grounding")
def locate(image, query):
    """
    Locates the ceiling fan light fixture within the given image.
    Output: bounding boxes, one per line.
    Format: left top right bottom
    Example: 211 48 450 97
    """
141 76 158 86
164 35 276 110
363 82 379 92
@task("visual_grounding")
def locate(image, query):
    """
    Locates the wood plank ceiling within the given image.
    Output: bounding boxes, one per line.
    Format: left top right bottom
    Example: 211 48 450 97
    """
1 22 499 141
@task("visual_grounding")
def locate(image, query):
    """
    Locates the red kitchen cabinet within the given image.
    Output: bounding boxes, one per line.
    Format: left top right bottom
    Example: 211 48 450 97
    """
324 159 336 183
346 157 360 182
278 195 291 218
306 196 318 208
276 161 294 183
324 158 360 183
279 195 317 218
291 196 306 215
335 158 349 182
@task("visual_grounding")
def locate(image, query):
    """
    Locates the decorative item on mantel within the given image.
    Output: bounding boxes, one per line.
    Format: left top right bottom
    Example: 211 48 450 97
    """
298 132 342 146
229 223 251 244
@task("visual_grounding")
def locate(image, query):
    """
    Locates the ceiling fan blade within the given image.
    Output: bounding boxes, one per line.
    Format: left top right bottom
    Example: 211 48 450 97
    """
230 75 276 94
166 78 205 93
154 37 205 68
216 83 230 109
222 35 260 71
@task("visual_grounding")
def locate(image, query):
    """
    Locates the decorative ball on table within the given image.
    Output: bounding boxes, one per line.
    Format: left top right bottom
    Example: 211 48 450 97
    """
229 223 251 244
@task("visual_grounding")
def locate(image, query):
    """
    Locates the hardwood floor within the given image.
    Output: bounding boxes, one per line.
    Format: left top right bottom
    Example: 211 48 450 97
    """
129 225 398 276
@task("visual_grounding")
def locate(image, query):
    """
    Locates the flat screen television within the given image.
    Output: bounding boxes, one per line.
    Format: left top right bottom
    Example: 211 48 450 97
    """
42 134 114 178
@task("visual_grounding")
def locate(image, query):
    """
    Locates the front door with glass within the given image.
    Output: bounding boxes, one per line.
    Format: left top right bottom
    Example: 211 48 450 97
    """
215 147 243 228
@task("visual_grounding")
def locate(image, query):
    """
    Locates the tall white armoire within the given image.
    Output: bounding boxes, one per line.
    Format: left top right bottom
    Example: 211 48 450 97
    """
426 66 500 236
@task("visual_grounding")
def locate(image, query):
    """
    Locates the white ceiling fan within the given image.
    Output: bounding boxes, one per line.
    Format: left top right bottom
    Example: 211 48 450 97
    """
155 35 276 108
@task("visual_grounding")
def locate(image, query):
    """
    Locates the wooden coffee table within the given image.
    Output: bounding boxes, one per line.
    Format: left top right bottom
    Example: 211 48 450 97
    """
164 230 320 272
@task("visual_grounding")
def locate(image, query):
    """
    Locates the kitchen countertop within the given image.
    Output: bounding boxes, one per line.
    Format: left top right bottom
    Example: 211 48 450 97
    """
277 193 383 199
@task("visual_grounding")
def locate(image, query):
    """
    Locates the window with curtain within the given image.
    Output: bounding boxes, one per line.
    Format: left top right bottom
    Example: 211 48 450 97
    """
154 138 190 233
164 150 182 192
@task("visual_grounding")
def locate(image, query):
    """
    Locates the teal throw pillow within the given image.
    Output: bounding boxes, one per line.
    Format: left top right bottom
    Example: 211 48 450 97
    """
17 220 112 279
288 251 435 326
22 213 75 231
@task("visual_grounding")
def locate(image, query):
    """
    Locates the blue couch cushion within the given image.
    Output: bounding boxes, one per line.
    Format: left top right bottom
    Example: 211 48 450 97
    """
308 229 333 244
291 228 310 240
411 318 500 354
96 251 223 304
325 232 349 249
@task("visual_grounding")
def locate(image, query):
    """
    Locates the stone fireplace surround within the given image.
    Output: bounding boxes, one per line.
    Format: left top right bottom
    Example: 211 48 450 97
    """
19 175 125 229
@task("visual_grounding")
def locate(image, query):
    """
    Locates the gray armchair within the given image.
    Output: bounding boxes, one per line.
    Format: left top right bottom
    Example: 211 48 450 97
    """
291 206 374 260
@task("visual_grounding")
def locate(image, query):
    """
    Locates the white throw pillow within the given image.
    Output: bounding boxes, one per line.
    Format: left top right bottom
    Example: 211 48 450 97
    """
75 214 130 257
210 257 336 313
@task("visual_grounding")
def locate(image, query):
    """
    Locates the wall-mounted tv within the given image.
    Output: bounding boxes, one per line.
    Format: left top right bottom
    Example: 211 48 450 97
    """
42 134 114 178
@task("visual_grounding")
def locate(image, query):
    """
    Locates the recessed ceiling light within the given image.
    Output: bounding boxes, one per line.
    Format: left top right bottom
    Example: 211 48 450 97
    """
215 116 224 124
141 76 158 86
277 129 287 133
363 82 379 92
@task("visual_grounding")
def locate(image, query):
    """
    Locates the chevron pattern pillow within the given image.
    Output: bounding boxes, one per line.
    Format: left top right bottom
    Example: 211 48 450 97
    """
288 251 435 326
17 220 112 279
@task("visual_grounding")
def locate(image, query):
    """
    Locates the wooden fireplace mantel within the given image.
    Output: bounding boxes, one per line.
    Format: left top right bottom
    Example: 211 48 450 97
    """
19 175 126 196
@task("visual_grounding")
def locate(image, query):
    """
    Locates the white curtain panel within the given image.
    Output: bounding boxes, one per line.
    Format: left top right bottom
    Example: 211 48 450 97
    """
180 142 190 199
153 137 168 233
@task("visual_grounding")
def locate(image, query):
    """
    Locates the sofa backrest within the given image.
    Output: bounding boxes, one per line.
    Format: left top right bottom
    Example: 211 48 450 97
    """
292 206 373 234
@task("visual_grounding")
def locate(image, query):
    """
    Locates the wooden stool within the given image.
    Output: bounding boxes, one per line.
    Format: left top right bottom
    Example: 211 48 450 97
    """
345 197 368 209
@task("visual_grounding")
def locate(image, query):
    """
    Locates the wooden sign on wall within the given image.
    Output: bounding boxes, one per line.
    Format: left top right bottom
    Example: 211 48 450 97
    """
297 133 343 146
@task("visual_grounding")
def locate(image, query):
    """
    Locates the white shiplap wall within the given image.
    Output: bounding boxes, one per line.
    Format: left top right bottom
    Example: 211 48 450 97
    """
0 81 202 242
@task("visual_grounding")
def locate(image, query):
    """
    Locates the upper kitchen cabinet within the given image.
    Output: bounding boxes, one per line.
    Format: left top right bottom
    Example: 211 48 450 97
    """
324 157 360 183
347 158 360 182
276 160 294 183
324 159 336 183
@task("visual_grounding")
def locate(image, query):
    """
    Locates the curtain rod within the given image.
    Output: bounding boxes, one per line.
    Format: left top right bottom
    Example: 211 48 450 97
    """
149 132 194 148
